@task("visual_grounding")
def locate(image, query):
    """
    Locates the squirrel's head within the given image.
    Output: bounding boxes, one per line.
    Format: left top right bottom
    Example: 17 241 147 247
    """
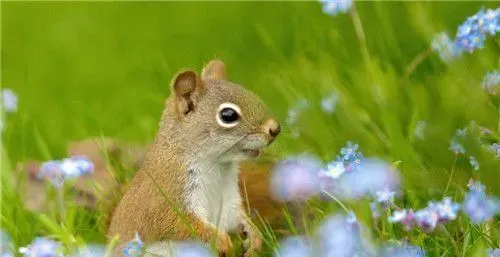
161 60 280 163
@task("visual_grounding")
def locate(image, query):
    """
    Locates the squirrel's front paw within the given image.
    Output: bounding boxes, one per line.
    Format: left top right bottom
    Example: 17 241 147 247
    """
216 232 233 257
242 228 262 257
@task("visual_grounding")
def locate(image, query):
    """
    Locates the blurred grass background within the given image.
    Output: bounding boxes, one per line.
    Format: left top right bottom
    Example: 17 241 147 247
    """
1 1 500 256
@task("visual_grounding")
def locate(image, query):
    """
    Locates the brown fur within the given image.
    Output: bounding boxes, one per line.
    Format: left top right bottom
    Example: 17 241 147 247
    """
107 60 282 256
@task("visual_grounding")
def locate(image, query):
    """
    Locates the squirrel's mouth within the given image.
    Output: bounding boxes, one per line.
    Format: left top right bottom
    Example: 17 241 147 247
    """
241 149 260 158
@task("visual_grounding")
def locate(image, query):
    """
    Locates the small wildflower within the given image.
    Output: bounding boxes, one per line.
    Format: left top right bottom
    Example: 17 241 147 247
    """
1 89 18 113
319 0 352 16
317 214 372 257
321 92 338 113
389 209 415 231
122 232 143 257
430 32 462 63
270 155 322 202
337 141 364 172
320 161 345 179
37 161 66 188
170 241 215 257
37 157 94 188
375 187 396 208
449 139 466 155
467 178 486 192
455 8 500 52
486 143 500 159
435 197 460 222
414 208 439 232
469 156 479 171
482 70 500 95
275 236 313 257
381 243 426 257
463 187 497 224
19 237 62 257
488 248 500 257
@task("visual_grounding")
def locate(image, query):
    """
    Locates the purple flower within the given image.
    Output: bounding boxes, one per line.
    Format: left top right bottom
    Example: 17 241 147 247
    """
37 161 66 188
469 156 479 171
270 155 322 202
414 208 439 232
122 232 143 257
482 70 500 95
275 236 313 257
455 8 500 52
388 209 415 231
321 92 338 114
319 0 352 16
430 32 462 63
486 143 500 159
434 197 461 222
19 237 62 257
317 213 373 257
1 89 18 113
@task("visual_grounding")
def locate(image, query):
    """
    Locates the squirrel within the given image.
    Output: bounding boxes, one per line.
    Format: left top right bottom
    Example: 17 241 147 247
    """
107 59 281 257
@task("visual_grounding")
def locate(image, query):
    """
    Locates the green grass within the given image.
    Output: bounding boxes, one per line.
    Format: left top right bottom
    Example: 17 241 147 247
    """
1 1 500 256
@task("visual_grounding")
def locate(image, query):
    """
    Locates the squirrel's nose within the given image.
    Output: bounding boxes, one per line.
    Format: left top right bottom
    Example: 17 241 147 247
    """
263 119 281 140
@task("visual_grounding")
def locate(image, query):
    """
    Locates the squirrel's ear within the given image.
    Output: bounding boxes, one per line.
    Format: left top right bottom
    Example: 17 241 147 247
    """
171 70 203 115
201 59 227 81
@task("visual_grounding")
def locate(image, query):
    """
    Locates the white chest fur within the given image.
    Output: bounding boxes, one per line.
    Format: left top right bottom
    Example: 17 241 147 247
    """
185 161 242 232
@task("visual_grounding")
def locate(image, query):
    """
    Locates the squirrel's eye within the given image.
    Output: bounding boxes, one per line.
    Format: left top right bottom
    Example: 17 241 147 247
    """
216 103 241 128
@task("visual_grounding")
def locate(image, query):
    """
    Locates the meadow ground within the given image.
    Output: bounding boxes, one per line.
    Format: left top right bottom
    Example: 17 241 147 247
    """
1 1 500 257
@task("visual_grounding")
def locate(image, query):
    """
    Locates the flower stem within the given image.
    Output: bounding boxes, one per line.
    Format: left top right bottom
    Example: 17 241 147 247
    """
56 187 65 221
444 154 458 194
349 3 373 76
403 47 433 79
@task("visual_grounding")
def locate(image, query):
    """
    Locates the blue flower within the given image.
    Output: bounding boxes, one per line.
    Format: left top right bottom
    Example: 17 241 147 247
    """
455 8 500 52
1 89 18 113
375 187 396 208
320 161 346 179
275 236 313 257
321 92 339 114
270 155 322 202
486 143 500 159
488 248 500 257
37 156 94 188
337 141 364 172
319 0 352 16
449 139 465 155
333 158 400 200
369 202 380 220
317 214 373 257
467 179 486 192
414 208 439 232
430 32 462 63
469 156 479 171
388 209 415 231
434 197 460 222
380 243 426 257
463 188 497 224
482 70 500 95
122 232 143 257
19 237 62 257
